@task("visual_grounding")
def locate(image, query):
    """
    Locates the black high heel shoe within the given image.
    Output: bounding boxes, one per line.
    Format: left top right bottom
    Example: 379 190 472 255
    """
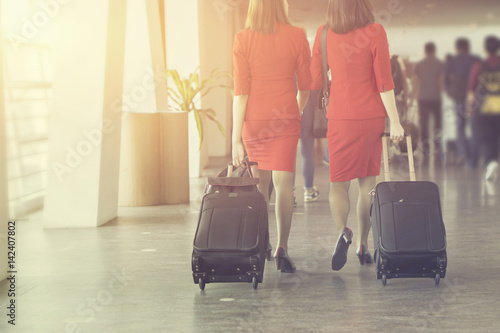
331 227 353 271
274 247 296 273
356 244 373 265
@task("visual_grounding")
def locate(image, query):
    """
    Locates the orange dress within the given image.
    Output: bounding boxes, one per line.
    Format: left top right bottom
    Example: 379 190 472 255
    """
310 23 394 182
233 24 312 172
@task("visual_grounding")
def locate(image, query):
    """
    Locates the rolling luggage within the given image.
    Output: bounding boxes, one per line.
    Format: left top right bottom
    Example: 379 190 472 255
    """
192 161 269 290
371 134 447 286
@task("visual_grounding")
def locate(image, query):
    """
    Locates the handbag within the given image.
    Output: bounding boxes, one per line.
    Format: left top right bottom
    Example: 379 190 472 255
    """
313 25 331 138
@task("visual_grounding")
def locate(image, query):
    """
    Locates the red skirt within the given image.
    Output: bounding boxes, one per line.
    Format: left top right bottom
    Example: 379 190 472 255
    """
242 119 300 172
327 118 385 182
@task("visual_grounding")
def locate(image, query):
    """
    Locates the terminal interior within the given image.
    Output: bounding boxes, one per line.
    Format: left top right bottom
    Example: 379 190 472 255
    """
0 0 499 332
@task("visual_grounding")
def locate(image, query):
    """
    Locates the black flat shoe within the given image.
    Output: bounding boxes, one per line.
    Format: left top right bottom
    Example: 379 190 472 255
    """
356 244 373 265
274 247 296 273
331 227 353 271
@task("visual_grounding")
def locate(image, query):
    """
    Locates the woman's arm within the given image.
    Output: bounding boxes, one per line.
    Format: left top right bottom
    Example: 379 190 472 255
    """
370 25 404 141
380 89 405 141
295 29 312 113
232 95 249 168
232 32 250 168
297 90 310 115
310 26 326 91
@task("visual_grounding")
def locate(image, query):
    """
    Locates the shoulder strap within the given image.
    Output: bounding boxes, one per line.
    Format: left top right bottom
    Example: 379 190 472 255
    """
321 25 329 93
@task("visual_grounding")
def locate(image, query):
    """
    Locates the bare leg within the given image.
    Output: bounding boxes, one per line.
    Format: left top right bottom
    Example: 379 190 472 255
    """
357 176 376 247
329 181 351 236
330 180 353 271
255 168 272 208
254 168 273 261
272 170 294 251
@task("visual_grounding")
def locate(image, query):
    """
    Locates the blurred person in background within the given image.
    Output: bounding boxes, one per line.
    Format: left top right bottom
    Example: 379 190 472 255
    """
310 0 404 271
410 42 445 161
292 25 321 205
232 0 311 273
467 36 500 181
295 89 321 203
390 53 409 120
445 38 480 167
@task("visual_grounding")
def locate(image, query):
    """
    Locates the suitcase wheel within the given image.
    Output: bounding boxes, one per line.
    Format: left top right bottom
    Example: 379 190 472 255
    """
381 274 387 286
199 279 206 291
434 274 440 286
252 277 258 290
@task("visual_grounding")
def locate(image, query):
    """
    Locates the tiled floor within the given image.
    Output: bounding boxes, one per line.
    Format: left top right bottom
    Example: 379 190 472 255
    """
1 156 499 333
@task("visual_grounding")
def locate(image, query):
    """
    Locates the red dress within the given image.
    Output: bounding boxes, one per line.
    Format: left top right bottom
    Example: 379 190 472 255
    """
233 24 312 172
310 23 394 182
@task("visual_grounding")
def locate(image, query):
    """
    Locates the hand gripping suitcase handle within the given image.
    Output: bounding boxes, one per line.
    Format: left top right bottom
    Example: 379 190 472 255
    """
227 158 258 179
380 133 416 182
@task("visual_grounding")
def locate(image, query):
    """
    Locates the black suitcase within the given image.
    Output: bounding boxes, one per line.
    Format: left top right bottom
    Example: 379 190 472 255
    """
192 162 269 290
371 134 447 286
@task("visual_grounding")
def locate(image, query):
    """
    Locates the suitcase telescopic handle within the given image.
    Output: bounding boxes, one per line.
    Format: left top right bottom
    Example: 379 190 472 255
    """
381 132 416 182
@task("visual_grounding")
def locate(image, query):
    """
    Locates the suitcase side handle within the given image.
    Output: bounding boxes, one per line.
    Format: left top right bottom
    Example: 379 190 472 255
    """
381 133 416 182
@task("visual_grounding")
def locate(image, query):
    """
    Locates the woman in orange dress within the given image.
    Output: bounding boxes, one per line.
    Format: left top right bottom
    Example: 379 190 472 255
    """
232 0 311 273
310 0 404 271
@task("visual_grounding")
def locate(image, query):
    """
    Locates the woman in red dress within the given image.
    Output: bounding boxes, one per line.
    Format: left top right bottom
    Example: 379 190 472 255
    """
310 0 404 271
232 0 311 273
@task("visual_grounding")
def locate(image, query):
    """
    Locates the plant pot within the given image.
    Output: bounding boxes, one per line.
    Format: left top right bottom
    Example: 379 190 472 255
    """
118 112 189 206
160 111 189 204
119 113 162 206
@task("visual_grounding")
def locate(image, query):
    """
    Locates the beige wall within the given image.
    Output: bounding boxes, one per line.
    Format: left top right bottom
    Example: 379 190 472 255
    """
0 0 9 279
165 0 208 177
386 25 500 60
198 0 235 158
197 0 249 161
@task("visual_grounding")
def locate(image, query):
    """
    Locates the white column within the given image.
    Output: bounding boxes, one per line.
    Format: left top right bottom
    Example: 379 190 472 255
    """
43 0 127 228
0 0 9 279
165 0 206 177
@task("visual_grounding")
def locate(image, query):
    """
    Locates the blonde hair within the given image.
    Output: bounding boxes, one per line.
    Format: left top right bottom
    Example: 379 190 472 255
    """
245 0 291 34
326 0 374 34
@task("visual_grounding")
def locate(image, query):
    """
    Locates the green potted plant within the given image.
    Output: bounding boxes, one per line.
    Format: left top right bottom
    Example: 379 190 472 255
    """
166 68 230 149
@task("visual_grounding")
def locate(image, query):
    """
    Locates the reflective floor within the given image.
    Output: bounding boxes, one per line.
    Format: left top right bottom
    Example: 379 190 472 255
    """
1 155 500 333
